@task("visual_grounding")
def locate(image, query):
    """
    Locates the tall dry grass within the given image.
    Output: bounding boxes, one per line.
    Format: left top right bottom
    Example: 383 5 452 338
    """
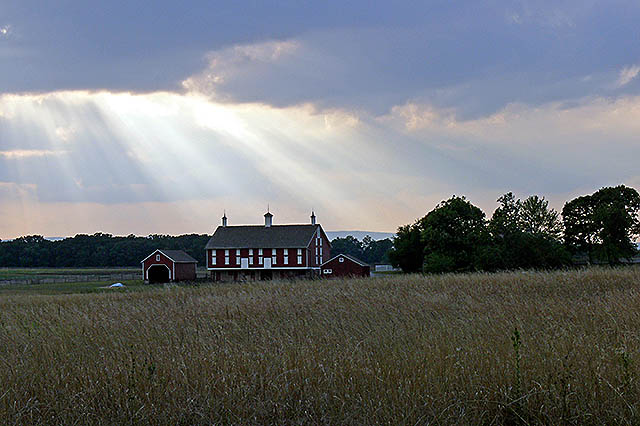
1 268 640 424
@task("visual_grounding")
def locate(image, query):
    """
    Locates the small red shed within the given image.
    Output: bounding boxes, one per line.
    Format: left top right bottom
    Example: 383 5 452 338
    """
321 254 370 278
141 249 198 283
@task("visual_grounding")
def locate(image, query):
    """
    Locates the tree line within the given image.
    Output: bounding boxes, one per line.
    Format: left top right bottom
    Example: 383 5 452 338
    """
389 185 640 273
0 233 394 268
329 235 393 264
0 234 211 268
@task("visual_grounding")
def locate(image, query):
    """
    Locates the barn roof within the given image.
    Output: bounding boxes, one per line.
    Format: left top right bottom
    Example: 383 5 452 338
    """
205 224 326 249
141 249 198 264
159 250 198 263
322 253 369 267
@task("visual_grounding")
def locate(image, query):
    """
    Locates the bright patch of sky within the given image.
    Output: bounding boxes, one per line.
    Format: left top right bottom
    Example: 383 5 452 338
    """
1 0 640 238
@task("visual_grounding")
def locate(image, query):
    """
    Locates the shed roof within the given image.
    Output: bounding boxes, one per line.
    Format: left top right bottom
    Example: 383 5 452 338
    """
141 249 198 264
205 224 326 249
322 253 369 267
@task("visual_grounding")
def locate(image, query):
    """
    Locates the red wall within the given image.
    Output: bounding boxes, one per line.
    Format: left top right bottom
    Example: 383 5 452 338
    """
143 251 174 280
174 262 196 281
208 248 310 268
143 251 197 281
322 255 370 278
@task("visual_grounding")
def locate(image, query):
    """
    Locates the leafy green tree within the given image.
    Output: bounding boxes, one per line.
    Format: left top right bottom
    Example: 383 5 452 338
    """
331 235 394 264
421 196 488 273
330 236 364 260
520 195 563 239
389 222 425 272
362 237 393 264
487 193 569 270
564 185 640 264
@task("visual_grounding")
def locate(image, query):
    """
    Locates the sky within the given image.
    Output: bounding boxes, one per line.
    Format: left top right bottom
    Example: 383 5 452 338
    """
1 0 640 238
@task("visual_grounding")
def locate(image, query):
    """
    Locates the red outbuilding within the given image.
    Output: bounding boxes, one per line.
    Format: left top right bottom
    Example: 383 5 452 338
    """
141 249 197 283
321 254 370 278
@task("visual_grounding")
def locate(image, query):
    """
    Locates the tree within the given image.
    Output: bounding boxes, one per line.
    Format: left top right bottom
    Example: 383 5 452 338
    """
330 236 364 260
519 195 563 240
362 237 393 264
421 196 488 273
388 222 425 272
563 185 640 265
486 193 569 270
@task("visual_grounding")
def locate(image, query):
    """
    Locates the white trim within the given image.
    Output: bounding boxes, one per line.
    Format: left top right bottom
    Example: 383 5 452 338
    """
321 254 369 267
140 249 197 264
207 266 320 271
146 263 172 281
140 249 163 264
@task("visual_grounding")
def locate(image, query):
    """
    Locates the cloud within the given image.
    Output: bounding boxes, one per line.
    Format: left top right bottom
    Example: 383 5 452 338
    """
617 65 640 87
182 40 300 100
2 86 640 239
0 149 66 159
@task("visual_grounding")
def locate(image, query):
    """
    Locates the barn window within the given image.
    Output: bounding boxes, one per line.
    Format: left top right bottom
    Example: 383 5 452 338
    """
339 257 344 263
249 249 254 265
297 255 302 264
297 249 302 255
319 238 323 246
225 249 230 265
272 253 277 265
259 249 263 255
156 254 160 261
211 251 216 265
323 269 332 274
315 256 319 265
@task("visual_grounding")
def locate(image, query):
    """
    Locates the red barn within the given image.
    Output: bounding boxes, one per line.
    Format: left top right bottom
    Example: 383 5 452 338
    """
321 254 370 278
206 210 331 281
141 249 197 283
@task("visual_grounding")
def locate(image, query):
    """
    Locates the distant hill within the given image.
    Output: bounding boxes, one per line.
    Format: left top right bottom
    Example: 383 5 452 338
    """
326 231 395 241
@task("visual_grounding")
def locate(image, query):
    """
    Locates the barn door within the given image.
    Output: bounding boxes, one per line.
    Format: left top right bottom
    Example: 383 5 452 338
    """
264 258 272 269
241 258 249 269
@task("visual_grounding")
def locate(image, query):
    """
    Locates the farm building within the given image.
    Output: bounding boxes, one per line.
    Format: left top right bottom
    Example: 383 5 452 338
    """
321 254 371 278
206 211 331 281
141 249 197 283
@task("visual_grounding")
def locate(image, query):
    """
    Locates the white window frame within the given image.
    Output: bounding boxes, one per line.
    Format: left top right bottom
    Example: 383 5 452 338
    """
156 254 160 261
225 249 230 265
323 269 332 274
297 255 302 264
339 257 344 263
297 249 302 256
284 255 288 264
211 251 216 265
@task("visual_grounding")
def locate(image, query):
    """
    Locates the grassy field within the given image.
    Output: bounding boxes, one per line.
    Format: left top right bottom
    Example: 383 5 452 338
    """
0 279 151 295
1 268 640 424
0 267 139 279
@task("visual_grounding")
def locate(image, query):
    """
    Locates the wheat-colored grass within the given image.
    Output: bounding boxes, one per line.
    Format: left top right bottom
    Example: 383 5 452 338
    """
1 268 640 425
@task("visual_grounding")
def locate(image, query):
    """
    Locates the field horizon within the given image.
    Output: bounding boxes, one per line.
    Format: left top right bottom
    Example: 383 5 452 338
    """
1 267 640 424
